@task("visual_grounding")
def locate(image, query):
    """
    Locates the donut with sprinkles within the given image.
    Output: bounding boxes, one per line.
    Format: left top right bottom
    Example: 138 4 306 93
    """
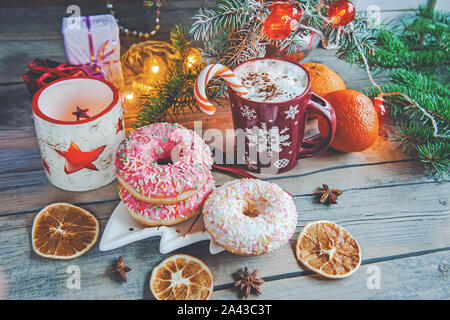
115 123 213 205
120 172 215 226
203 179 297 256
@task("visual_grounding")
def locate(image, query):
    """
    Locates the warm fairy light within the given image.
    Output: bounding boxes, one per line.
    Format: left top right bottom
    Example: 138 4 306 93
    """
151 65 160 74
121 89 138 107
131 79 153 92
185 48 202 69
143 56 167 80
186 56 196 68
126 92 135 100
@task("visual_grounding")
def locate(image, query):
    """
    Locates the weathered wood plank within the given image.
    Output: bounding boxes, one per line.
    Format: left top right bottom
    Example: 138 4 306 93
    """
213 250 450 300
0 181 448 299
0 0 447 301
0 41 66 85
355 0 450 12
0 43 385 91
0 48 381 128
302 49 391 89
0 2 200 83
0 0 413 85
0 157 436 228
0 122 429 216
0 0 433 42
0 1 203 41
354 0 427 11
0 48 402 215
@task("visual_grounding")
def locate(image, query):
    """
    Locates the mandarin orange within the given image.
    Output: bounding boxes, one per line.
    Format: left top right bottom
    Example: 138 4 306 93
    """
303 62 346 96
319 89 379 152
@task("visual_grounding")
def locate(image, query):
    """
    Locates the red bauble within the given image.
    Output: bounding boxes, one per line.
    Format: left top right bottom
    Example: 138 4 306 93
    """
373 97 387 126
271 3 302 20
327 0 356 27
264 14 293 40
264 2 302 40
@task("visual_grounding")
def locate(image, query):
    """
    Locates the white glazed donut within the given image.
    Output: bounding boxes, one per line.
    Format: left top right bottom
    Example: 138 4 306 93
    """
203 179 297 256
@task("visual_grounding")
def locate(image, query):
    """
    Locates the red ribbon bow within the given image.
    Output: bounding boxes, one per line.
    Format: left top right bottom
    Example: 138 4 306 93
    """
80 16 119 77
23 59 88 95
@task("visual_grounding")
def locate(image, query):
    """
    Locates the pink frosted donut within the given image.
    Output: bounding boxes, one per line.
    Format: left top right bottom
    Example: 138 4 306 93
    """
120 173 215 226
115 123 213 205
203 179 297 256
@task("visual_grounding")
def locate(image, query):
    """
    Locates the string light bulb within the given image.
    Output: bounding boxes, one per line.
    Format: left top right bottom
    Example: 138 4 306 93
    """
143 55 167 80
185 48 202 69
121 88 138 107
106 0 162 39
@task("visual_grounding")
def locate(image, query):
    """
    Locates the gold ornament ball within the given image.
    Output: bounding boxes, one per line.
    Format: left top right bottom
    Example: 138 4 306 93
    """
120 41 179 129
143 55 167 80
121 40 179 84
185 47 203 69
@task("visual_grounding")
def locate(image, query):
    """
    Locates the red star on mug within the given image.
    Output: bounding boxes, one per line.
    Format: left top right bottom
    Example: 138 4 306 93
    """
72 106 90 121
55 142 106 174
42 158 51 175
116 117 124 134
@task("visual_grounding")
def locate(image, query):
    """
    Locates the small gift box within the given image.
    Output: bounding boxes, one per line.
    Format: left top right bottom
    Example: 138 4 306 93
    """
62 14 124 89
22 59 88 95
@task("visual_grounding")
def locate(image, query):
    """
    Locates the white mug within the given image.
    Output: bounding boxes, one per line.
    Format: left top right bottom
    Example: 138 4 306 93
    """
31 76 125 191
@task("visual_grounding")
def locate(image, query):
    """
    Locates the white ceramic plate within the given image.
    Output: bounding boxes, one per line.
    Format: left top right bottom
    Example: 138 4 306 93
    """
99 201 224 254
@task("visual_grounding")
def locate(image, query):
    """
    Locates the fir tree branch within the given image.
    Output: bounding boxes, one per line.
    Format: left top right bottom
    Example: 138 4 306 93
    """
134 25 219 127
362 7 449 178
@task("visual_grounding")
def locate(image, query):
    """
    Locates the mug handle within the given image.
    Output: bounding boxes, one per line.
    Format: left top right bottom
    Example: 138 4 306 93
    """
297 92 336 159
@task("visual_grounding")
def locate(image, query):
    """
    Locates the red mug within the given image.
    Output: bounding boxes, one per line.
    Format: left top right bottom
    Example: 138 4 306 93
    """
196 57 336 174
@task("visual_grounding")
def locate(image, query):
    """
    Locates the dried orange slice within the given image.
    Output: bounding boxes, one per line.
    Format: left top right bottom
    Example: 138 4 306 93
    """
31 203 99 260
150 254 214 300
296 220 361 278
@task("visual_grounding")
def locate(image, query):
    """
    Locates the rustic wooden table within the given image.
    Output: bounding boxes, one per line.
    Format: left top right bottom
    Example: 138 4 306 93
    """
0 1 449 300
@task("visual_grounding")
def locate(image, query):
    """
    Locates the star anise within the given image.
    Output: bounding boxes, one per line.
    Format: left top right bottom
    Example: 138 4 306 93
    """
314 184 343 204
233 267 264 299
111 256 131 282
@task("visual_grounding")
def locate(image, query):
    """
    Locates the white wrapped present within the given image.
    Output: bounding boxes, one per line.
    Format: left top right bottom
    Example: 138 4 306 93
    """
62 14 124 89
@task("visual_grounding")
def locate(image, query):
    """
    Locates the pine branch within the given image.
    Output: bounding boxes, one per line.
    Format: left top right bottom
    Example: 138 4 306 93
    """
416 142 450 179
361 7 449 178
188 0 449 178
134 25 219 127
345 7 450 72
190 0 255 42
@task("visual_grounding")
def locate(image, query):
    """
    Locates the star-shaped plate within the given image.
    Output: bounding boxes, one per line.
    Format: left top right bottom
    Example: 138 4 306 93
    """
99 201 225 254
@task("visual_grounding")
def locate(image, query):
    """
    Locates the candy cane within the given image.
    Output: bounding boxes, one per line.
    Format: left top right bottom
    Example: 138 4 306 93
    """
194 64 248 115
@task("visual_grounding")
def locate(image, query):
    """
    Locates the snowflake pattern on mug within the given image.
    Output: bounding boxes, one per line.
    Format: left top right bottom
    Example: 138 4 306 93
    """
245 123 291 157
274 158 290 169
284 105 299 120
242 155 259 171
240 105 257 120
